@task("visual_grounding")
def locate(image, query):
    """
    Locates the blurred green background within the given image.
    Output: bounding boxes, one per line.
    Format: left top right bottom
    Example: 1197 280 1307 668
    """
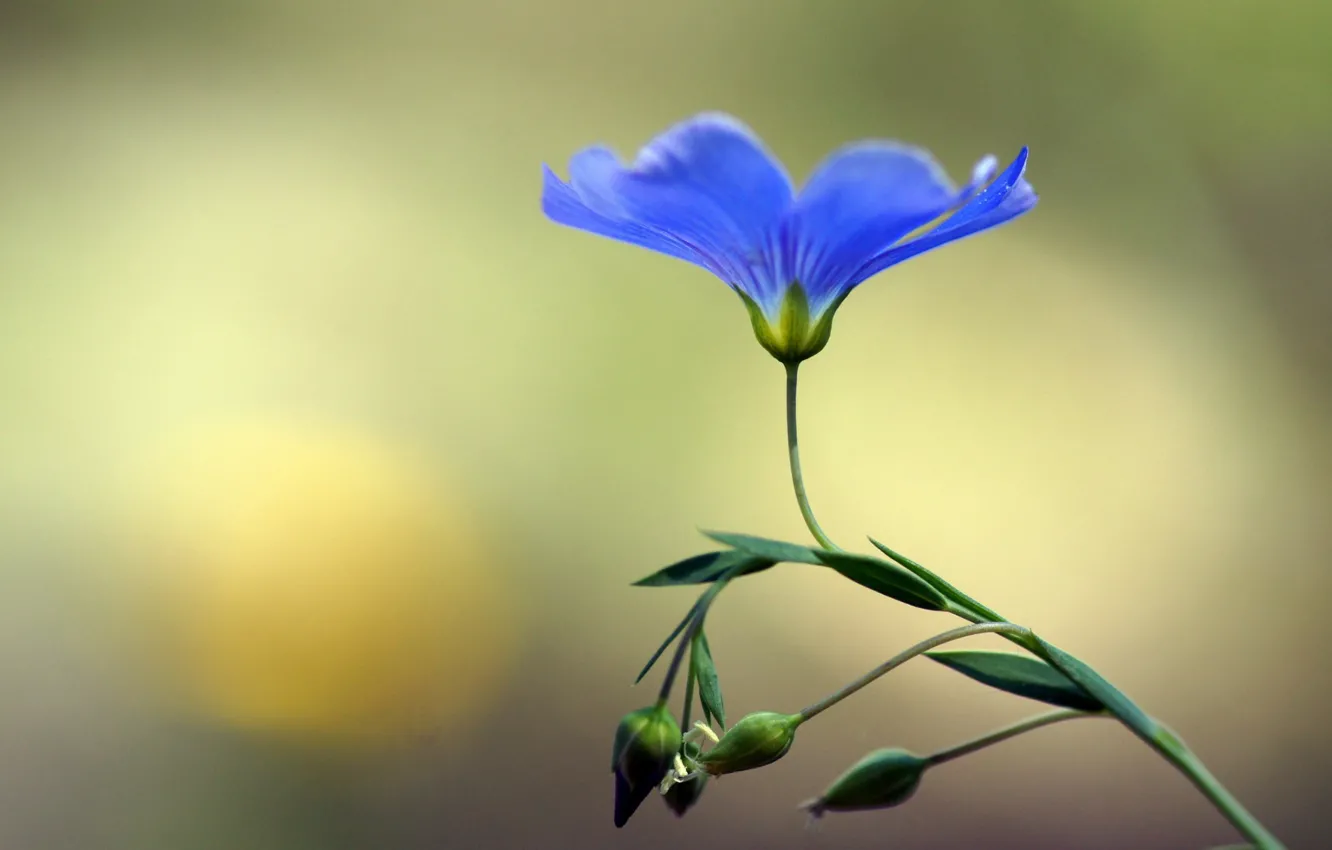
1 1 1329 848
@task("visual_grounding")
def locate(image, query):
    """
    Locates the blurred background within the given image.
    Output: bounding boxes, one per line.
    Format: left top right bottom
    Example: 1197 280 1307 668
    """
1 1 1329 848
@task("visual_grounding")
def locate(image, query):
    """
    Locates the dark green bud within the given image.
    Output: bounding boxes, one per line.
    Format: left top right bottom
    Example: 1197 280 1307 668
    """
611 705 682 828
800 748 928 817
697 711 802 776
661 742 708 817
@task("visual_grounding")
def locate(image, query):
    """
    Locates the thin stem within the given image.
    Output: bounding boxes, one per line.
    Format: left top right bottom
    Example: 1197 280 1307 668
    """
1154 727 1285 850
798 621 1031 722
680 655 697 732
785 363 839 551
779 366 1286 848
925 709 1099 767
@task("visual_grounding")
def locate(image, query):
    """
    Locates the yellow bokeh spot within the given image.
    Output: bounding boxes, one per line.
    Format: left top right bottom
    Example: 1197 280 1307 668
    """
130 420 516 747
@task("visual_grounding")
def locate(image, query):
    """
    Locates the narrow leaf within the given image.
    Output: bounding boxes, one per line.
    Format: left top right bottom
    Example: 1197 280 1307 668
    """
815 551 949 611
1035 638 1160 740
634 598 701 684
692 629 726 729
633 550 775 587
925 649 1104 712
702 531 825 565
869 537 1005 622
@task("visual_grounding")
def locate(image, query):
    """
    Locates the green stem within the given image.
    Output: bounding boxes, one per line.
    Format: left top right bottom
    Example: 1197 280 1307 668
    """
785 363 839 551
1153 726 1285 850
680 655 697 732
925 709 1099 767
797 622 1031 722
781 368 1286 849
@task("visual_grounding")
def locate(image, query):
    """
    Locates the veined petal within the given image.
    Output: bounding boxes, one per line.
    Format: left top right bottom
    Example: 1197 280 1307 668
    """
847 147 1037 287
542 164 709 267
540 115 795 311
786 142 963 312
605 114 795 312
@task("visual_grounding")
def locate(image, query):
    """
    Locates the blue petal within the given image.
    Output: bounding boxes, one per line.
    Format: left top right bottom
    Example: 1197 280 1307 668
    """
552 114 795 312
542 163 710 267
847 147 1037 287
785 142 965 312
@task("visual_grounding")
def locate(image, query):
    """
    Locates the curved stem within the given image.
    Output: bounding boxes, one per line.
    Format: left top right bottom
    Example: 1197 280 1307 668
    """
785 363 839 551
925 709 1100 767
780 370 1284 850
797 621 1031 722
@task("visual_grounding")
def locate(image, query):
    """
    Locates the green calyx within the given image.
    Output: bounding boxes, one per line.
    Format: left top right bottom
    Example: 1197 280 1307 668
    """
801 748 928 817
697 711 802 776
740 284 847 364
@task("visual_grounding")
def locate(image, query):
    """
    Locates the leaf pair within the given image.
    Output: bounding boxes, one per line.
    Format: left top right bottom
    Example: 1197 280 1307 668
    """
635 532 948 612
635 532 1158 740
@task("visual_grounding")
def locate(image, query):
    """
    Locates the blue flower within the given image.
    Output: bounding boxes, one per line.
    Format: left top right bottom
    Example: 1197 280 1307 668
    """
542 113 1037 363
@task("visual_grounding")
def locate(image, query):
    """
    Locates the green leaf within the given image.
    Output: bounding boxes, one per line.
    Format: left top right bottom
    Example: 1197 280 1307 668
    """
691 629 726 729
634 598 701 684
702 531 825 565
925 649 1104 712
1034 638 1160 740
814 550 949 611
869 537 1005 622
633 550 775 587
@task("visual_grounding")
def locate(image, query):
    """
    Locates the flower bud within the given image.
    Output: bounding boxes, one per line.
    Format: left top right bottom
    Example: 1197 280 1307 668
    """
800 748 928 817
611 705 682 828
697 711 802 776
662 742 708 817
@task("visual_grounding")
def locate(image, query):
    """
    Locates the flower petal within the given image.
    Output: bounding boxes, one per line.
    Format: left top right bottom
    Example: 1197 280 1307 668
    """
607 113 795 311
848 147 1037 287
786 142 964 311
541 163 709 267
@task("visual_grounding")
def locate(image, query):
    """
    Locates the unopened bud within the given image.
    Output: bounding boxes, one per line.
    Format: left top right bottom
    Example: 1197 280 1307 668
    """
800 747 927 817
697 711 802 776
611 705 682 828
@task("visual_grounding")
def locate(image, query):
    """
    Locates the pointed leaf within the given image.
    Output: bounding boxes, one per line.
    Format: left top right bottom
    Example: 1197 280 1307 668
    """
925 649 1104 712
869 537 1005 622
702 531 825 565
692 629 726 729
815 551 948 611
634 598 701 684
1034 638 1160 740
633 550 775 587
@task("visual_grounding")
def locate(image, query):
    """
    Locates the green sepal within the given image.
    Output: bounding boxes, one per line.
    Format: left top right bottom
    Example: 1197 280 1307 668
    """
815 550 949 611
633 550 775 587
691 629 726 729
702 531 825 565
738 284 845 364
925 649 1104 712
869 536 1007 623
802 748 927 817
